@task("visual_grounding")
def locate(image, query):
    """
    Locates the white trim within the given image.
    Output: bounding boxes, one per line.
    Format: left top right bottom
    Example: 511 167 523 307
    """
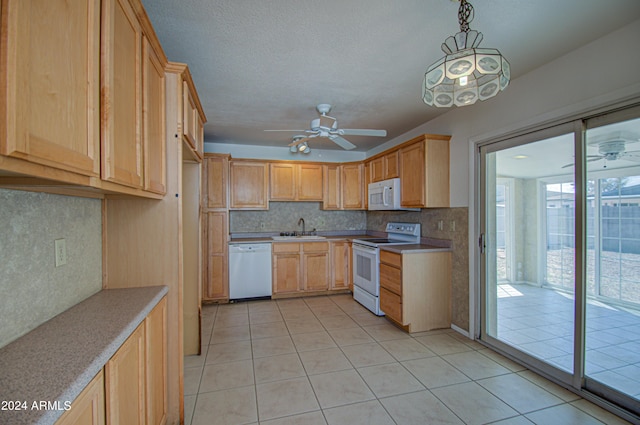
451 323 470 339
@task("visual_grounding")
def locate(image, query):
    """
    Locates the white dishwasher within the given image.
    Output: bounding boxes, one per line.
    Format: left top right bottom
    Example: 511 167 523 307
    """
228 243 273 300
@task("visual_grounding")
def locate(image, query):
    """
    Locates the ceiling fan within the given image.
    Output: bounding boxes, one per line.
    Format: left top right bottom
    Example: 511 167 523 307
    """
265 104 387 151
562 133 640 168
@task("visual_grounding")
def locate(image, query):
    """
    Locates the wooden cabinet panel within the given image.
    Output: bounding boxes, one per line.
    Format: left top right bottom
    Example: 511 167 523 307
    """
183 81 204 156
142 35 166 194
297 163 323 200
273 252 301 294
204 211 228 301
399 136 450 208
364 161 371 210
322 164 341 210
55 371 105 425
303 251 329 291
105 323 145 425
229 161 268 209
145 297 167 425
1 0 101 177
380 263 402 295
330 241 350 290
204 154 228 209
383 150 399 179
380 250 402 268
341 163 364 209
370 157 384 182
101 0 143 189
270 163 296 200
380 287 402 323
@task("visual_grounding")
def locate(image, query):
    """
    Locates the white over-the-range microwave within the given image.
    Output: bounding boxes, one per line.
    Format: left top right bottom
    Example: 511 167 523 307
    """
368 178 418 211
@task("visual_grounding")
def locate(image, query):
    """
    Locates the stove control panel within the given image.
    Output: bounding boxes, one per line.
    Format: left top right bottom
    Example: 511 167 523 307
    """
385 222 420 237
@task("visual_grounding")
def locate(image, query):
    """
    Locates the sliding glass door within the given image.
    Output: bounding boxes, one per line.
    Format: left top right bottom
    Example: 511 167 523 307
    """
479 106 640 417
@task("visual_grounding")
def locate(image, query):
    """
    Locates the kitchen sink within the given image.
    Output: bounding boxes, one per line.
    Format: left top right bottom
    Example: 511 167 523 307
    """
271 235 326 241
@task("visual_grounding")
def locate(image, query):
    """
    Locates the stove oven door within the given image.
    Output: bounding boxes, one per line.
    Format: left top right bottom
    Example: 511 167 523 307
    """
352 243 380 296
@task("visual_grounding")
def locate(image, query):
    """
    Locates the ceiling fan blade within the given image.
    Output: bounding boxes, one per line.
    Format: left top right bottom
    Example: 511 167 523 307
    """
562 156 604 168
620 152 640 162
337 129 387 137
264 129 308 133
329 135 357 150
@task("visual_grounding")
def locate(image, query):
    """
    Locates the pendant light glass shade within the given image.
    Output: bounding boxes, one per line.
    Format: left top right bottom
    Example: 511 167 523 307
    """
423 1 510 107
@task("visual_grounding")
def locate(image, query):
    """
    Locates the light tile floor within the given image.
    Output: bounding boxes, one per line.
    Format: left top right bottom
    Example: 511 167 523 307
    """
184 294 632 425
496 284 640 399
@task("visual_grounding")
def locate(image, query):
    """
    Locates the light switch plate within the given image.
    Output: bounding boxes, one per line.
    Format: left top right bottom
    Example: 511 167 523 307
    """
55 238 67 267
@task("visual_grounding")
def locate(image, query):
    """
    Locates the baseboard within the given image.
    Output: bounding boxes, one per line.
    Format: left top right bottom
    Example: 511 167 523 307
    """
451 323 470 338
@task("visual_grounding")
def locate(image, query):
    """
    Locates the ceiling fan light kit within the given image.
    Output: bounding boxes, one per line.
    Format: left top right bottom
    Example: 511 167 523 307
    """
267 104 387 152
423 0 510 108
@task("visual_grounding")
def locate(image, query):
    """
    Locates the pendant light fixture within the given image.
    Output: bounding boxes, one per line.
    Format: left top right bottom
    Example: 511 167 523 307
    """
422 0 510 107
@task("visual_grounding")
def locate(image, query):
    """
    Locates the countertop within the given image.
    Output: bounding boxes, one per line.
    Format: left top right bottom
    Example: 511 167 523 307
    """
0 285 168 425
229 234 367 243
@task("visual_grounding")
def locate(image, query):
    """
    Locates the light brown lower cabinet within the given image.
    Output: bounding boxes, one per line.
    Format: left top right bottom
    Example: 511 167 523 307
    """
272 241 350 296
57 297 167 425
379 250 451 333
55 371 105 425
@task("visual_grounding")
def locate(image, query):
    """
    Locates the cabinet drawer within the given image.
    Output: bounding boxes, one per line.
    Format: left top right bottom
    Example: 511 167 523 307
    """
380 287 402 324
272 242 300 253
379 263 402 295
380 250 401 267
302 241 329 252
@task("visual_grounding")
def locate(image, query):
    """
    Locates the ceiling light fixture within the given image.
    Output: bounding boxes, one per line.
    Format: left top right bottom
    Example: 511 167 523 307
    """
422 0 510 107
290 136 311 154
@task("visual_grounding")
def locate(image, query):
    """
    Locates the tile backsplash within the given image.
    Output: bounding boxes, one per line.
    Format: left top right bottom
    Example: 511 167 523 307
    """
230 202 366 234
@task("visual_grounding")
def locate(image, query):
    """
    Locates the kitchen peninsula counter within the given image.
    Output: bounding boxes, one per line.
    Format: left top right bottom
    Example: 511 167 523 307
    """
0 285 168 425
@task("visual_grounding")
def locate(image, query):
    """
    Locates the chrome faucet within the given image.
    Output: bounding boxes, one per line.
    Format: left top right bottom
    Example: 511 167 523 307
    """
297 217 305 236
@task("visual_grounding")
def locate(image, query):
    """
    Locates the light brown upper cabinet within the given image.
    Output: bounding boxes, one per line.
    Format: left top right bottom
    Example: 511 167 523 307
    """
229 160 269 209
341 162 365 209
270 162 323 201
383 150 399 180
101 0 144 189
203 154 229 209
182 81 205 160
142 36 166 194
399 135 450 208
370 157 384 182
165 63 207 163
322 164 341 210
0 0 101 177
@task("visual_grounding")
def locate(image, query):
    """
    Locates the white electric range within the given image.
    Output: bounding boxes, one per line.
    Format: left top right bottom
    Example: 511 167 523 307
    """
352 222 421 315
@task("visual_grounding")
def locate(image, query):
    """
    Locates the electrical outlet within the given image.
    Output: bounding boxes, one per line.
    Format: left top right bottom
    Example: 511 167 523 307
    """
450 220 456 232
437 220 444 231
54 239 67 267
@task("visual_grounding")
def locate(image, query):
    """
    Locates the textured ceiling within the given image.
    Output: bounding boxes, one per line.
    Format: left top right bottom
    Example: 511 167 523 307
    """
141 0 640 152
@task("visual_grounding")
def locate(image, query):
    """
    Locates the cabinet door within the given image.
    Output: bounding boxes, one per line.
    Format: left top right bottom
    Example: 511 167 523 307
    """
183 81 202 156
341 163 364 209
273 252 301 294
205 155 228 209
142 36 166 194
101 0 144 188
322 165 341 210
145 297 167 425
383 150 399 179
55 371 105 425
330 241 349 290
270 163 296 200
204 212 228 300
106 324 145 425
364 162 371 210
380 287 402 324
370 157 384 182
399 141 425 207
1 0 100 177
303 251 329 291
229 161 268 209
297 163 323 200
